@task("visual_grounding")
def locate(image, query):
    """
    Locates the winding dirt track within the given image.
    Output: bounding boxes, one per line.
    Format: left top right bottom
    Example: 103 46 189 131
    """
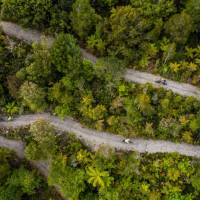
1 113 200 158
2 20 200 199
1 21 200 100
1 21 200 157
0 135 24 158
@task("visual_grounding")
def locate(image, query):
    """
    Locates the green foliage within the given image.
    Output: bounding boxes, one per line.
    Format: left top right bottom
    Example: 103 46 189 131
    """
29 119 55 144
48 33 94 118
94 57 124 82
2 125 197 200
164 12 193 44
31 134 200 199
70 0 101 39
0 32 30 109
87 33 106 55
25 142 45 160
0 147 52 200
48 154 86 199
91 0 120 15
0 148 12 181
104 5 158 61
1 0 53 28
48 6 69 33
17 40 52 85
1 1 200 199
6 167 41 195
160 45 200 85
186 0 200 31
160 38 176 65
19 81 47 112
1 32 200 144
77 81 200 143
48 79 73 118
191 167 200 191
86 166 113 189
0 33 9 79
25 119 57 160
3 102 19 117
51 33 82 74
79 94 106 126
130 0 176 18
1 0 200 89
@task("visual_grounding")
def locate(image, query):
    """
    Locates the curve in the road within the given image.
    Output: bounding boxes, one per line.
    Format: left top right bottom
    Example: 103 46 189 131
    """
1 21 200 100
1 113 200 158
0 135 24 158
0 135 67 199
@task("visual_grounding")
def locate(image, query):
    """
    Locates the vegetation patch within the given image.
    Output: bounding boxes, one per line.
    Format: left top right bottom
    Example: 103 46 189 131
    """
1 0 200 86
0 147 59 200
22 120 200 200
1 32 200 144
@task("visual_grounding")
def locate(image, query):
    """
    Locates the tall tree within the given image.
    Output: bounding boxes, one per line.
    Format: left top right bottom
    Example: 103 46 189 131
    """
25 119 57 160
51 33 82 74
70 0 100 39
164 11 193 44
104 6 159 62
186 0 200 31
86 166 113 189
19 81 47 112
19 40 53 85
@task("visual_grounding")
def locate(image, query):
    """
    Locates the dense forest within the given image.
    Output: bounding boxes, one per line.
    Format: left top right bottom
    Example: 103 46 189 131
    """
0 147 59 200
0 0 200 199
0 0 199 85
1 119 200 200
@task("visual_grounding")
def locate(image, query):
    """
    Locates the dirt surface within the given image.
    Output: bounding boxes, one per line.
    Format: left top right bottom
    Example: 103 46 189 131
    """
1 21 200 100
1 113 200 158
0 136 24 158
0 21 54 44
125 69 200 100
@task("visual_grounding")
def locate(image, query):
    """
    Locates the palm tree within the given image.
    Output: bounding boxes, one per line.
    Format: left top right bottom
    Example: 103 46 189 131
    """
86 167 113 188
4 102 19 117
136 93 151 112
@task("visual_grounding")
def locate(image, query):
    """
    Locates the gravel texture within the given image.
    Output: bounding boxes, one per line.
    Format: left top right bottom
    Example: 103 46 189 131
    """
1 113 200 158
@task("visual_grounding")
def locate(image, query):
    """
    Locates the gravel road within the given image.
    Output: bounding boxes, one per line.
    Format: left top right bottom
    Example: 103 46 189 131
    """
2 19 200 200
0 21 200 99
1 21 200 100
0 136 24 158
1 21 200 158
1 113 200 158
